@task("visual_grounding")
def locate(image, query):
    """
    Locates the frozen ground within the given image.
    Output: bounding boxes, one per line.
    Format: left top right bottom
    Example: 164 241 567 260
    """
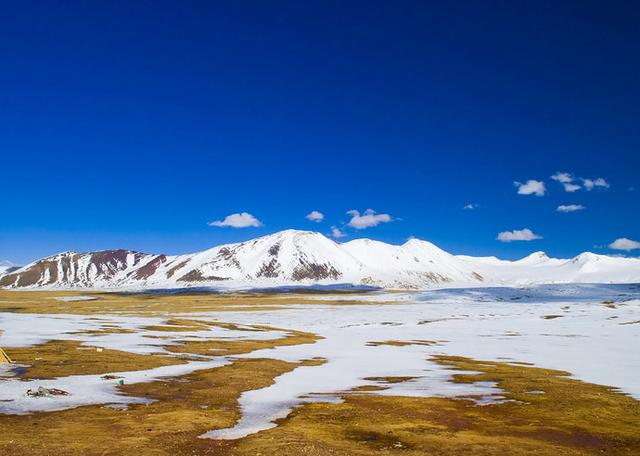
0 284 638 440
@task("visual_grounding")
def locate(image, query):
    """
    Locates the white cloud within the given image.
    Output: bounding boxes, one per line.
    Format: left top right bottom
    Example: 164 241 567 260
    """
208 212 263 228
330 226 346 238
562 183 581 192
551 172 581 192
305 210 324 222
557 204 585 213
514 180 546 196
609 238 640 251
551 171 610 192
497 228 542 242
583 177 609 191
346 209 393 229
551 172 573 184
463 203 478 210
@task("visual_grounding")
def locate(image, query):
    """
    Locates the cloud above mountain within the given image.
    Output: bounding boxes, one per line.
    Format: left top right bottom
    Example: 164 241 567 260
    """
208 212 263 228
609 238 640 251
330 226 346 238
305 211 324 222
346 209 393 229
551 172 609 192
583 177 609 191
514 180 546 196
557 204 585 213
551 172 573 184
551 172 581 192
497 228 542 242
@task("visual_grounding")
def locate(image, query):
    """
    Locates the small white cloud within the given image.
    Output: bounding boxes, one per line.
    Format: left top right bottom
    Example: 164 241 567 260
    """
330 226 346 238
346 209 393 229
552 172 581 192
305 210 324 222
582 177 609 191
497 228 542 242
551 172 610 192
463 203 479 210
563 183 581 192
208 212 263 228
514 180 546 196
551 172 574 184
557 204 585 213
609 238 640 251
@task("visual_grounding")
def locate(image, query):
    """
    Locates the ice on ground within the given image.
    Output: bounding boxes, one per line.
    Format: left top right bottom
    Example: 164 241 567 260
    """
54 296 98 302
0 313 281 414
200 284 640 439
0 313 285 355
0 359 230 414
0 284 638 440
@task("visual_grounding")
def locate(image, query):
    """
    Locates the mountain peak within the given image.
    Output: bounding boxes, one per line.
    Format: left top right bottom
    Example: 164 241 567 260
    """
572 252 603 263
517 251 550 263
258 229 326 240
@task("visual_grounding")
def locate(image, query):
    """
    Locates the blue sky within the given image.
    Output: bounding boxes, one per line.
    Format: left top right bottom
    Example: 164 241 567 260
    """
1 1 639 264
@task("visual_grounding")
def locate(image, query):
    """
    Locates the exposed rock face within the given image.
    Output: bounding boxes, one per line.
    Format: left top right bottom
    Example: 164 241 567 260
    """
291 261 341 281
128 255 167 280
177 270 229 282
256 258 281 278
0 250 151 288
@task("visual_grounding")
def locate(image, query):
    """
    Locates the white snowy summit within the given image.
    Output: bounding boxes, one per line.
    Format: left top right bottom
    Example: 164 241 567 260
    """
0 261 20 276
1 229 638 290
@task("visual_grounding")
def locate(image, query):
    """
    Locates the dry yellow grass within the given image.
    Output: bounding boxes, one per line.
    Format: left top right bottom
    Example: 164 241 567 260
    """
0 290 638 455
0 289 397 315
201 356 640 456
2 355 637 455
4 340 187 379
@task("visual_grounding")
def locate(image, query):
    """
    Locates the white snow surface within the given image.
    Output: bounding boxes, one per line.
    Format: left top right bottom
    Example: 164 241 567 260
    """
54 295 98 302
0 284 638 440
0 261 15 275
3 230 639 289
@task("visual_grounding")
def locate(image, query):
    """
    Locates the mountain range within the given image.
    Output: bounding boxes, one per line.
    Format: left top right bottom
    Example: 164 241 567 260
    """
1 229 639 290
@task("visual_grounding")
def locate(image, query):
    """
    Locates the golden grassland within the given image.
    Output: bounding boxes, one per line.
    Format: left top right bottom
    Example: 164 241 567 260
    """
0 290 639 455
214 356 640 456
3 320 322 379
0 289 399 315
5 340 187 379
1 353 638 455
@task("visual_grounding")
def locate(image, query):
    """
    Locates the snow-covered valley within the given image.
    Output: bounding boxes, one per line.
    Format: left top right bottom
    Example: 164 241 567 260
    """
0 284 638 441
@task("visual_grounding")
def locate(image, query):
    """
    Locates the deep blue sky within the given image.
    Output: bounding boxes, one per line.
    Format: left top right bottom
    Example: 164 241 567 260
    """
1 1 639 264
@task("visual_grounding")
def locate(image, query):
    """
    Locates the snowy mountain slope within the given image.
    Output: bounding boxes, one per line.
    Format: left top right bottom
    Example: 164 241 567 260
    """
137 229 366 286
0 261 20 276
457 251 640 285
0 250 160 288
1 230 639 290
341 238 483 287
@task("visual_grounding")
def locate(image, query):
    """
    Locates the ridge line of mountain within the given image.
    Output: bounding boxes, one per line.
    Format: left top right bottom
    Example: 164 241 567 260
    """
1 229 638 290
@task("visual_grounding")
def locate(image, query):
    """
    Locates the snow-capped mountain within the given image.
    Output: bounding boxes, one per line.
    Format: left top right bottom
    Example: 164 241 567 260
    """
1 230 638 290
0 261 20 276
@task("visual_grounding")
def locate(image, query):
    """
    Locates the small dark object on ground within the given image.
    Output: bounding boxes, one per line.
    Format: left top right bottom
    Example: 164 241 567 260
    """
26 386 70 397
101 374 124 380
